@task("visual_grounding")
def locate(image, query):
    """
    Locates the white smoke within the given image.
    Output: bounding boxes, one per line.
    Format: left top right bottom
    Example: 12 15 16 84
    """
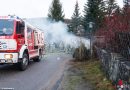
26 18 90 53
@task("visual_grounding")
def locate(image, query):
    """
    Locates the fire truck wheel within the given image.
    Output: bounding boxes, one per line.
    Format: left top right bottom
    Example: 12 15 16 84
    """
18 53 29 71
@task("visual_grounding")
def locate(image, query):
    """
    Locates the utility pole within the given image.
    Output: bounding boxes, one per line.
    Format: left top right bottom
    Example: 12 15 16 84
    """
89 22 94 58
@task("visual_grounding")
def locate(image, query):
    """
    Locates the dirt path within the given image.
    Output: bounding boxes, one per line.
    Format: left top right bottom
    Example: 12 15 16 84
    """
57 60 94 90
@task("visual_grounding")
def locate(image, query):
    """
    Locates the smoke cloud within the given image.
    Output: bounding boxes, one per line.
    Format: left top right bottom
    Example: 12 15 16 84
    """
26 18 90 53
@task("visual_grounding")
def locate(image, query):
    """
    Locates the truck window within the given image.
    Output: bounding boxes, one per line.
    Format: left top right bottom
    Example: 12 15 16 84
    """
16 21 25 35
27 27 32 39
0 19 14 36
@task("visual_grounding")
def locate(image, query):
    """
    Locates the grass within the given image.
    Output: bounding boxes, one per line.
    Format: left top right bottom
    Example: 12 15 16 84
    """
64 75 82 90
61 59 114 90
81 60 114 90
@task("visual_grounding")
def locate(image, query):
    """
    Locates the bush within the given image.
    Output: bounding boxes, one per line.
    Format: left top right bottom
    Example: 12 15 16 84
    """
73 43 90 61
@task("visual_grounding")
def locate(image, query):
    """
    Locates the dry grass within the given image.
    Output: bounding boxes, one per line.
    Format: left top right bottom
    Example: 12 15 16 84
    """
60 59 114 90
79 60 114 90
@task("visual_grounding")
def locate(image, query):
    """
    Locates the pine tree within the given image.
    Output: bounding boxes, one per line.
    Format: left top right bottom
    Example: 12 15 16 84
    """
106 0 118 16
124 0 130 6
83 0 105 33
48 0 65 22
69 1 81 33
114 6 121 14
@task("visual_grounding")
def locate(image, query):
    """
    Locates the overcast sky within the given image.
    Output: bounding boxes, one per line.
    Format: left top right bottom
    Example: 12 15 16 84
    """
0 0 123 19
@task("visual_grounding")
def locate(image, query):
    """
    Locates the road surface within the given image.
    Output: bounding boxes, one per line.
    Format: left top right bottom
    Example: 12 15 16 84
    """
0 53 72 90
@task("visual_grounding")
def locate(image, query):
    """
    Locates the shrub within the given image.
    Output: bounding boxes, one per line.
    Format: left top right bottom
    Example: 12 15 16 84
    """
73 43 90 61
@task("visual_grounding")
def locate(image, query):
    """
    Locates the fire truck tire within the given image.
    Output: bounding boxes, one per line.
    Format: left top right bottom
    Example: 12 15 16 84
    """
33 51 42 62
18 53 29 71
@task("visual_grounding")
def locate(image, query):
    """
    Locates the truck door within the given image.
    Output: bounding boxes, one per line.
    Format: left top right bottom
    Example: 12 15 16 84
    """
16 21 25 51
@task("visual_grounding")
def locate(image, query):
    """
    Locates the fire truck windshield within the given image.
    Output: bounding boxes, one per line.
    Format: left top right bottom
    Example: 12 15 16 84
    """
0 19 14 36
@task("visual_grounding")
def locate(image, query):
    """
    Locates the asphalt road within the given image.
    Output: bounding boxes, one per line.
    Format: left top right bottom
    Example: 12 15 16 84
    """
0 53 72 90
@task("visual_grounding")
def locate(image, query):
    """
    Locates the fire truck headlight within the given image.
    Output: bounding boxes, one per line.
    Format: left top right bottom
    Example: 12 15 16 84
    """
4 54 13 59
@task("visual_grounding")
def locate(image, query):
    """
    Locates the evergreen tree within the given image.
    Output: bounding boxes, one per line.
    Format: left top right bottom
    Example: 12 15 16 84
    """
69 1 81 33
114 6 122 15
124 0 130 6
83 0 105 33
106 0 118 16
48 0 65 22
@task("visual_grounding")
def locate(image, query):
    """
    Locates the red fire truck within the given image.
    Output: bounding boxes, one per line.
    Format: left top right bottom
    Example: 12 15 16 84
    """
0 15 44 70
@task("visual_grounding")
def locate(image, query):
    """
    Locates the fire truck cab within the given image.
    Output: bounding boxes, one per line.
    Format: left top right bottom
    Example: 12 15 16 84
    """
0 15 44 71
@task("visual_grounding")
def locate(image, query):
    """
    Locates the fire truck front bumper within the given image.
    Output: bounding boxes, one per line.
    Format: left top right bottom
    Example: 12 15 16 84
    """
0 53 18 63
